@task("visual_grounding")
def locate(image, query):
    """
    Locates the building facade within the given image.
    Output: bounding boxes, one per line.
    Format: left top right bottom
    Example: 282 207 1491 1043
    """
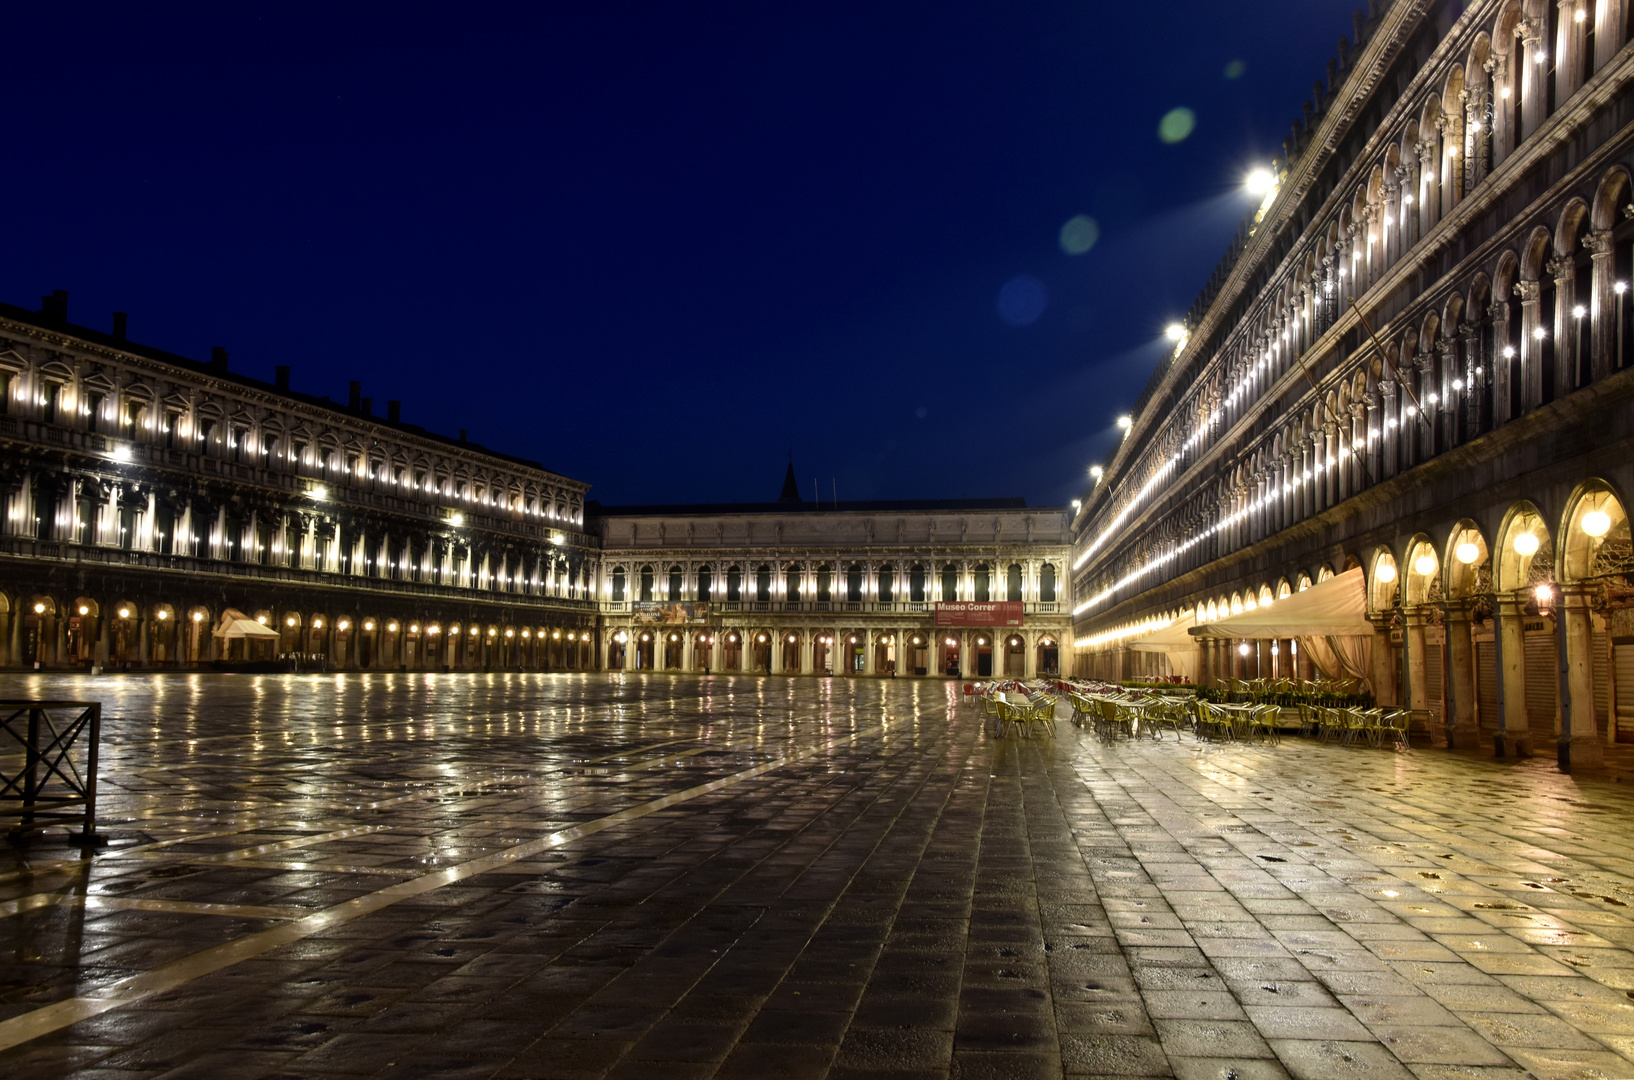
0 297 600 672
592 489 1071 679
1070 0 1634 769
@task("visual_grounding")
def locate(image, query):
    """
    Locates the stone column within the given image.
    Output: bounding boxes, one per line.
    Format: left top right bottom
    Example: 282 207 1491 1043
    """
682 630 695 671
1023 631 1037 679
1445 605 1478 748
623 630 637 672
1494 593 1531 756
1557 584 1604 769
1586 230 1615 383
1489 298 1513 424
1404 609 1429 740
1370 616 1396 707
770 631 784 674
1519 22 1544 140
1549 255 1577 397
1516 278 1544 413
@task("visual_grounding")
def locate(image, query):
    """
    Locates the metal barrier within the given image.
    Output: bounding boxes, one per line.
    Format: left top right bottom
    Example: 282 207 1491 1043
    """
0 701 102 843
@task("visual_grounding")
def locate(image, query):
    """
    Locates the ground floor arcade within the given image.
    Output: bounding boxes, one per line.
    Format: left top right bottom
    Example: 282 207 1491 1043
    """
604 622 1069 678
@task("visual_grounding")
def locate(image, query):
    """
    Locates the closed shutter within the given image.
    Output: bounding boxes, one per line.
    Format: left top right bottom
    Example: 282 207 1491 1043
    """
1524 633 1558 739
1424 640 1445 726
1477 640 1498 732
1592 630 1610 741
1615 643 1634 742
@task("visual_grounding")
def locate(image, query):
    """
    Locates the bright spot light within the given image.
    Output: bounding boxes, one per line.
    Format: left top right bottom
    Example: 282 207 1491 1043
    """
1455 541 1481 564
111 444 132 462
1376 562 1397 583
1116 415 1132 430
1245 168 1275 196
1164 323 1187 342
1513 532 1540 556
1582 509 1613 537
310 485 328 500
1089 465 1104 479
1414 554 1437 576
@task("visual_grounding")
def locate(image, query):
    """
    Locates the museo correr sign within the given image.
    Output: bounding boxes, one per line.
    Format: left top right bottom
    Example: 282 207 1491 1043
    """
934 601 1024 627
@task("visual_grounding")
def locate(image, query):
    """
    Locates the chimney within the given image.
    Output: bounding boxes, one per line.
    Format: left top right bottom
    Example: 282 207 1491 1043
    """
112 312 128 341
39 290 68 324
274 365 290 392
387 400 401 422
459 429 468 443
210 346 230 374
360 396 373 417
348 381 361 411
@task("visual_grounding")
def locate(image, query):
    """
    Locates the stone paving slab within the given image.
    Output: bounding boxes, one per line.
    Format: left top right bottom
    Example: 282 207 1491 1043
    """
0 673 1632 1078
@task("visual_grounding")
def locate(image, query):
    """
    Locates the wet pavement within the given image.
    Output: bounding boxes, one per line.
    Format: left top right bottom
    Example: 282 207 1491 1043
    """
1 673 1633 1079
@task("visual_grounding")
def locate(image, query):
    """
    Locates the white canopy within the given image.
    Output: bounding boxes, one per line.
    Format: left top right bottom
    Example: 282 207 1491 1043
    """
1127 616 1196 653
1188 567 1371 639
213 608 281 640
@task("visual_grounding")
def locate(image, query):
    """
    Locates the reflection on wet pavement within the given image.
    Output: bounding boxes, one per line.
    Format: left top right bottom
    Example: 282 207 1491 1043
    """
1 672 1632 1079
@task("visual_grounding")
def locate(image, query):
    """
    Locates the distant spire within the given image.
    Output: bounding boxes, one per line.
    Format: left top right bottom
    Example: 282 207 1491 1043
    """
778 454 802 502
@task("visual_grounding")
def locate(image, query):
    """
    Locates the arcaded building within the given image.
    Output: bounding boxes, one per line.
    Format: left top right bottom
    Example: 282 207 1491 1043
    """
1070 0 1634 768
591 467 1072 679
0 300 1070 679
0 295 600 671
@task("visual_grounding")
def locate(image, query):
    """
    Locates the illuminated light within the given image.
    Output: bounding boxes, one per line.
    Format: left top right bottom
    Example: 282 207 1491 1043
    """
1244 168 1275 196
1500 86 1512 99
33 602 46 614
1401 194 1413 206
1513 532 1540 556
363 620 375 631
488 627 496 636
286 616 296 626
1375 563 1397 583
337 619 349 631
1469 120 1481 132
1116 415 1133 431
1535 583 1554 604
1071 499 1081 510
387 622 398 632
450 512 464 527
1455 542 1481 564
521 628 530 637
1535 50 1547 63
1447 145 1458 157
788 635 796 642
156 610 169 620
1164 323 1187 342
77 605 89 615
1572 305 1586 319
1582 509 1613 538
1452 378 1464 390
191 611 202 622
118 607 130 618
1617 281 1629 295
641 633 650 641
1089 465 1104 480
1533 326 1547 340
1414 554 1437 576
310 485 328 500
1502 346 1516 359
1237 642 1251 656
1575 6 1587 19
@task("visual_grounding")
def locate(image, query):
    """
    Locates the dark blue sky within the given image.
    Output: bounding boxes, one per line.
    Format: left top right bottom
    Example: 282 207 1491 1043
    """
7 1 1358 507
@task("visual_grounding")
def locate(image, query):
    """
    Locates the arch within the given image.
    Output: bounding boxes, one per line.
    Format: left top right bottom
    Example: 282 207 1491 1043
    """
1556 196 1590 256
1445 520 1491 599
1593 166 1633 231
1369 549 1400 612
1560 480 1630 583
1496 500 1550 592
1520 225 1554 282
1403 535 1441 605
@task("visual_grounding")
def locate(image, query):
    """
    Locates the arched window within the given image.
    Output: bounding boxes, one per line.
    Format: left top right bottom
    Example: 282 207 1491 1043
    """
974 563 991 602
755 564 772 602
846 563 864 602
878 566 895 603
1040 564 1057 603
941 563 958 601
727 565 743 602
1006 564 1022 602
668 565 683 602
816 563 833 602
697 566 713 602
639 565 654 602
910 563 927 602
785 565 800 603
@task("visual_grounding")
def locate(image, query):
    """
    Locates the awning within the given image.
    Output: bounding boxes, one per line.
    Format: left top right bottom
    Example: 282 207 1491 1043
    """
1187 567 1372 639
212 608 281 639
1127 616 1197 653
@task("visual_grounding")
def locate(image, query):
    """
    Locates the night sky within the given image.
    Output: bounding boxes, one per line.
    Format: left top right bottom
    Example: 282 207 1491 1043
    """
7 1 1359 508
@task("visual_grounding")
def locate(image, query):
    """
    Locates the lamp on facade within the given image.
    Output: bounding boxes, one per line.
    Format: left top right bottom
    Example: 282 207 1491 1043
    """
1375 562 1397 583
1513 532 1540 556
1455 541 1481 564
78 605 89 615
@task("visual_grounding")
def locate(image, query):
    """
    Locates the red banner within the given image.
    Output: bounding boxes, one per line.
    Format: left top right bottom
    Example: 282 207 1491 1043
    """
934 601 1024 627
